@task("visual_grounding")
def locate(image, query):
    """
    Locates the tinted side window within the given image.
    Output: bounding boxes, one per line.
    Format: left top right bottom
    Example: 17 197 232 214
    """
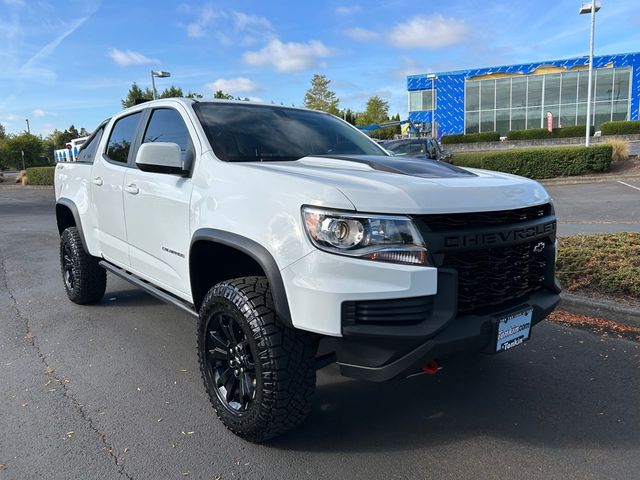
106 112 142 163
143 109 190 155
76 128 104 163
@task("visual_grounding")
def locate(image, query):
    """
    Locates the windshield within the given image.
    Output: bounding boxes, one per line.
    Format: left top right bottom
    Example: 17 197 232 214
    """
193 102 387 162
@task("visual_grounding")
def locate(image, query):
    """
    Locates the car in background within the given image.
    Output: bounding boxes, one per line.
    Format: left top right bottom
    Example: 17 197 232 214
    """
383 137 452 163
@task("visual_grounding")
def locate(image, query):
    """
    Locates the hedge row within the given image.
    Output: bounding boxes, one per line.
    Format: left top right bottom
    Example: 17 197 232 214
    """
506 125 593 140
600 120 640 135
441 131 501 144
452 144 612 179
26 166 55 185
556 232 640 299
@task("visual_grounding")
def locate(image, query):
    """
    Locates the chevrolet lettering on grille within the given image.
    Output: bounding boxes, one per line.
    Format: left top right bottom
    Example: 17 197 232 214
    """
443 221 556 250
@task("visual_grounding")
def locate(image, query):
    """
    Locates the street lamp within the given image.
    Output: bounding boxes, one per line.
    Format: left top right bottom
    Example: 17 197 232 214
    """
25 118 30 134
151 70 171 100
579 1 601 146
427 74 437 137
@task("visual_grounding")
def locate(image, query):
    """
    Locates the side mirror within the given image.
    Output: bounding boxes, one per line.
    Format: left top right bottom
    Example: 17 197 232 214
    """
135 142 187 175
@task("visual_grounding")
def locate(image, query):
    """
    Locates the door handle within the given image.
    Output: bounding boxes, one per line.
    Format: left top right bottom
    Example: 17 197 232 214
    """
124 183 139 195
92 177 103 186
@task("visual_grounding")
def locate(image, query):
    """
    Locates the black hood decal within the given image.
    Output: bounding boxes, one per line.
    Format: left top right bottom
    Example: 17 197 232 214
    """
314 155 476 178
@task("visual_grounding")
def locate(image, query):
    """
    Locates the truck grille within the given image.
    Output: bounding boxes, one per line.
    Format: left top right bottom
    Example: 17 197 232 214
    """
342 296 434 326
443 239 547 314
418 204 551 232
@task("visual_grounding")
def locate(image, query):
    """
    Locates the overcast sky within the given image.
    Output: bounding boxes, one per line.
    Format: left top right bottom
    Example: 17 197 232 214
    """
0 0 638 136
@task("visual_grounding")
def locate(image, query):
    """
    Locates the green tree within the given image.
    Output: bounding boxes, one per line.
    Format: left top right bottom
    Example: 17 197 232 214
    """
159 86 184 98
341 108 357 125
213 90 235 100
122 82 203 107
121 82 154 108
303 74 339 114
4 133 45 169
0 123 6 139
357 96 397 139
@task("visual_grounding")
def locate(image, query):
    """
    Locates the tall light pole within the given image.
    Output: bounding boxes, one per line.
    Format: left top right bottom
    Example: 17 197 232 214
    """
25 118 30 134
427 74 437 137
151 70 171 100
579 1 601 146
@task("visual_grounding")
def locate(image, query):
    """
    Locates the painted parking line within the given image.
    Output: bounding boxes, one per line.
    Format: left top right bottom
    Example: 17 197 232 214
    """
617 180 640 192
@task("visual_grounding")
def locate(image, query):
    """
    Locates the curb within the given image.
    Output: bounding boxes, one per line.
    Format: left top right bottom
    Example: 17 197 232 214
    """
541 174 640 186
0 185 53 190
559 292 640 327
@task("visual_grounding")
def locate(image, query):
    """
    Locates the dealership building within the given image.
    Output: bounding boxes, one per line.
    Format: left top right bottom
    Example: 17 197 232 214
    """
407 51 640 137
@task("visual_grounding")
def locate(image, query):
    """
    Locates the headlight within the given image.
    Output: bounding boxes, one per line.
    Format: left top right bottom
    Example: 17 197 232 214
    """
302 207 429 266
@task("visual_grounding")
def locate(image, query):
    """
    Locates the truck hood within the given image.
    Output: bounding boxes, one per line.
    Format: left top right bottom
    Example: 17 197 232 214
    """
248 155 551 214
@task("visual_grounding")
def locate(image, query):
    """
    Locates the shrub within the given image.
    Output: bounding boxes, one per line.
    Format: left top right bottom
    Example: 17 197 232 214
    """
452 144 612 179
506 125 593 140
600 120 640 135
441 131 501 144
605 139 630 162
556 233 640 300
26 166 55 185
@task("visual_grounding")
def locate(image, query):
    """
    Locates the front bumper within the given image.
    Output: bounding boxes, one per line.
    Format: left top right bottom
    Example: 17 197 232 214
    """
328 283 560 382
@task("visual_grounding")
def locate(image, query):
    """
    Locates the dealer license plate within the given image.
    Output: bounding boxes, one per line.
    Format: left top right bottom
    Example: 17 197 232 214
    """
496 309 532 352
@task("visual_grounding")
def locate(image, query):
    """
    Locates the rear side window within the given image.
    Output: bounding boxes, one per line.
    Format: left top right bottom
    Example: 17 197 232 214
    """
106 112 142 163
76 127 104 163
143 108 191 155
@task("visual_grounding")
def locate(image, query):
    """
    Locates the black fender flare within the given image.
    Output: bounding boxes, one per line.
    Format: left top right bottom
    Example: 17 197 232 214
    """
56 198 89 251
190 229 293 327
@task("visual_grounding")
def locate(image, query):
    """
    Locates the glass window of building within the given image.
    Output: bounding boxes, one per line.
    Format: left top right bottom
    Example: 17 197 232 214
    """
560 103 577 127
495 79 511 109
465 111 479 133
577 71 589 103
560 72 578 105
544 74 561 107
527 76 543 107
480 110 495 132
577 103 589 126
594 101 612 128
480 80 495 110
465 82 480 111
496 109 510 134
421 89 435 111
595 69 614 102
511 77 527 108
612 100 629 121
511 108 526 131
409 91 422 111
527 106 542 129
613 68 630 100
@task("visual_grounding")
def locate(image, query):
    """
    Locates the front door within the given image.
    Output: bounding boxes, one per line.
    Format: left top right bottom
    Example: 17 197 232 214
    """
122 107 194 298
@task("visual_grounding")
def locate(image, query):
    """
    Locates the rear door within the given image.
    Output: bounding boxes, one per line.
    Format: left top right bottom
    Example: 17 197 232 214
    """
91 111 143 266
122 107 195 297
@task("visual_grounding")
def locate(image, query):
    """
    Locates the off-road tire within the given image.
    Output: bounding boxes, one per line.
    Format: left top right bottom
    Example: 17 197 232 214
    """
60 227 106 304
198 276 317 442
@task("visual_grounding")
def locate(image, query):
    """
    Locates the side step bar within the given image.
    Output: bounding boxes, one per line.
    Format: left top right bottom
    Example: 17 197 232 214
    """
99 261 198 319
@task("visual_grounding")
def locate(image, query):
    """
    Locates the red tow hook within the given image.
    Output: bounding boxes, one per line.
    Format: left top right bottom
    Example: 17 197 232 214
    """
421 359 440 375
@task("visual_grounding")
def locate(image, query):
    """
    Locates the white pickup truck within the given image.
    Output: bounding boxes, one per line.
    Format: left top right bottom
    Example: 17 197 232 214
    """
54 98 560 442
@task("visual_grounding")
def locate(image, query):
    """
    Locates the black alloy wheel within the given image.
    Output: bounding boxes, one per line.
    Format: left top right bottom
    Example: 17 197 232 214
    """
204 310 257 414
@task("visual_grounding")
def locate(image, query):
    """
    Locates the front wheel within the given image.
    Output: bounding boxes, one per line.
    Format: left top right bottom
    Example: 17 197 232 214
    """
197 276 317 442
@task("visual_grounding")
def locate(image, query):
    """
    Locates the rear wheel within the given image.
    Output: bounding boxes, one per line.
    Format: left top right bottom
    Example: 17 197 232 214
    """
60 227 106 304
197 276 317 442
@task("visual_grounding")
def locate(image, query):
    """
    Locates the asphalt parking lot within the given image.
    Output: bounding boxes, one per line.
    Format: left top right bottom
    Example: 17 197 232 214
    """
547 178 640 235
1 186 639 480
